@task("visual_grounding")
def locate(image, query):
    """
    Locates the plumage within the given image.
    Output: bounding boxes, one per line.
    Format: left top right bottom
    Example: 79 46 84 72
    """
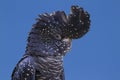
11 5 90 80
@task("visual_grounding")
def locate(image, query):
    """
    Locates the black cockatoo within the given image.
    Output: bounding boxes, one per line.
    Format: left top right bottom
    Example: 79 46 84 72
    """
11 5 90 80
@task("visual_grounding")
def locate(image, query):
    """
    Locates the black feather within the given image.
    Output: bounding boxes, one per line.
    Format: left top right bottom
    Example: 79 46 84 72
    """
11 5 90 80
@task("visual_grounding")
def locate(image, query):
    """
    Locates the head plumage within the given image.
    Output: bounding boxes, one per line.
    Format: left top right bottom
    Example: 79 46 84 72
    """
32 5 90 40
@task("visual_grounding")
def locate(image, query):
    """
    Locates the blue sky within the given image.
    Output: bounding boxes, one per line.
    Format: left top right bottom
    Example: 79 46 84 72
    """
0 0 120 80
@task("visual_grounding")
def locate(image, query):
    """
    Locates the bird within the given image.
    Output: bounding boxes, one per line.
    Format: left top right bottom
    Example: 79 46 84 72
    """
11 5 90 80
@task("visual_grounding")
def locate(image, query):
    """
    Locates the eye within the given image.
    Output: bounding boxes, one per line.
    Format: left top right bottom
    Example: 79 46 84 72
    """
53 34 61 40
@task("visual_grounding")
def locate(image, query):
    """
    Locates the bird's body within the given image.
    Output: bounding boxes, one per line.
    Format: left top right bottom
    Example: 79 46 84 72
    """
12 55 65 80
12 5 90 80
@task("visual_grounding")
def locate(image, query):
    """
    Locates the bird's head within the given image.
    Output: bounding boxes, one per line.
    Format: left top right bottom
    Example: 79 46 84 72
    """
26 5 90 57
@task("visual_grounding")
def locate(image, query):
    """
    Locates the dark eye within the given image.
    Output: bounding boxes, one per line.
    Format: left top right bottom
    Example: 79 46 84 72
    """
53 34 61 40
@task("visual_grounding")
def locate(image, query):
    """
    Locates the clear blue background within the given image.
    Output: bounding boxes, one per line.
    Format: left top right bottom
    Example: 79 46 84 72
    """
0 0 120 80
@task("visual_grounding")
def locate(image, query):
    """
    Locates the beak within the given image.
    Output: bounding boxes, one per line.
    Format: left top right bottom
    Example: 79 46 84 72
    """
62 38 72 43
